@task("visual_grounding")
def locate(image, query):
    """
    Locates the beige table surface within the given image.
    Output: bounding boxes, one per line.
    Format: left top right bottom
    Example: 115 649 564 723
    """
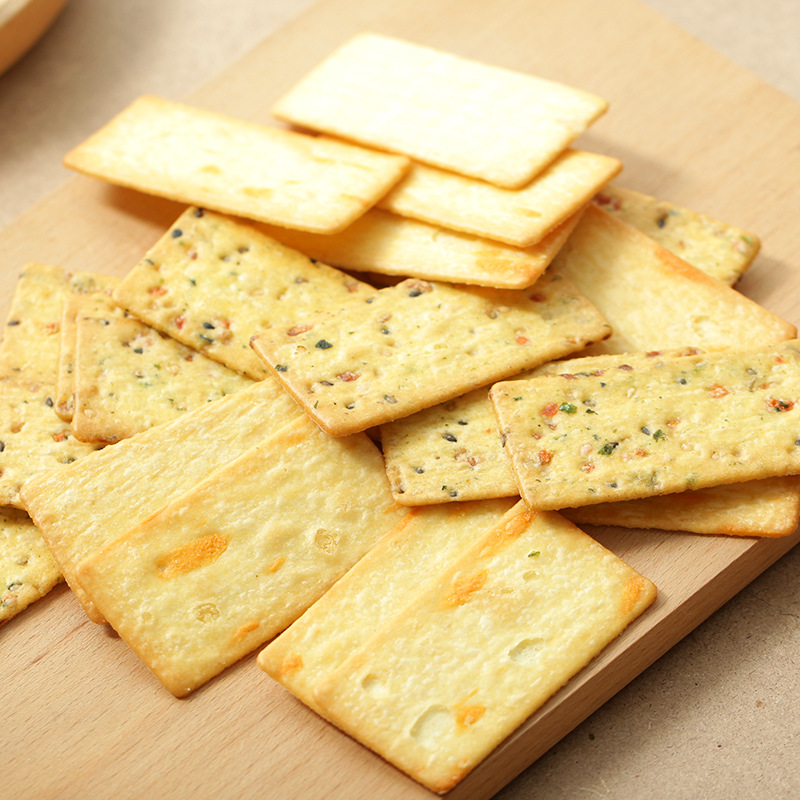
1 1 799 798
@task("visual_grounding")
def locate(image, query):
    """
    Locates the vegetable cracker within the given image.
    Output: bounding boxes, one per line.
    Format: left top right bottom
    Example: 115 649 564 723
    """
491 341 800 509
20 378 305 622
75 414 408 697
112 207 373 379
250 270 611 436
63 95 410 234
273 33 608 189
377 149 621 247
72 315 253 443
311 503 656 793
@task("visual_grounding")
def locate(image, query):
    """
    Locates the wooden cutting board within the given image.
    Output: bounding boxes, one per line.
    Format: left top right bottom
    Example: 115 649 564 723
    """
3 0 800 797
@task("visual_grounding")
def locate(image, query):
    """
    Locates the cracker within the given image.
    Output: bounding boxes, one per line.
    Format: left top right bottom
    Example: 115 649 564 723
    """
491 340 800 510
311 503 656 793
0 507 62 625
259 498 517 712
75 414 408 696
594 185 760 285
273 33 608 189
0 379 103 508
250 270 611 437
112 207 374 379
20 377 305 622
259 207 583 290
63 95 410 234
377 149 621 247
71 315 253 444
553 204 795 354
55 288 122 422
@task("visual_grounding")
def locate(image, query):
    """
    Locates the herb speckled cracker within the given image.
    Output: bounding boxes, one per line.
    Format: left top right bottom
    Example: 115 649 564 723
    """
259 498 517 713
0 507 62 625
72 315 253 443
273 33 608 189
554 204 795 355
63 95 410 234
112 207 373 379
75 415 408 697
310 503 656 793
594 185 760 286
20 378 305 623
377 149 621 247
250 270 611 436
491 341 800 510
260 208 583 290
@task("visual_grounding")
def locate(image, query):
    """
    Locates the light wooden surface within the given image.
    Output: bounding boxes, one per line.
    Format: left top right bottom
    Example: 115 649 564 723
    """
2 1 800 798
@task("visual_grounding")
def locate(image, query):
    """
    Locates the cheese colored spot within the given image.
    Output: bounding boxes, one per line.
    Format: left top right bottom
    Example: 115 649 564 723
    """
156 533 229 579
443 569 488 608
455 704 486 728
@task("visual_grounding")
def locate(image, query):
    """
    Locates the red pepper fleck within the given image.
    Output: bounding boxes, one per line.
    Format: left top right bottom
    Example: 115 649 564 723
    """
148 286 168 296
52 432 68 442
580 463 595 473
175 315 186 330
538 450 553 465
516 335 529 345
542 402 559 418
768 398 795 412
708 384 729 398
775 355 787 364
666 419 681 428
529 292 547 302
337 371 360 382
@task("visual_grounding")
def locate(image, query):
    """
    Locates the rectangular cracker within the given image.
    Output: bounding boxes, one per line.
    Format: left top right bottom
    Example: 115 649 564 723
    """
20 377 305 622
112 207 374 379
75 414 408 697
63 95 410 234
0 378 103 508
273 33 608 189
377 149 622 247
72 315 253 443
1 507 63 625
553 204 795 354
56 287 122 421
490 340 800 509
259 207 583 290
594 185 760 286
310 502 656 793
250 270 611 436
259 498 518 712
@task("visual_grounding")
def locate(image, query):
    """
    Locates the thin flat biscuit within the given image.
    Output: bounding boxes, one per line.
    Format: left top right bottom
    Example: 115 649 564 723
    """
112 207 374 379
0 507 62 625
250 270 611 436
311 503 656 793
75 415 408 697
259 498 517 712
491 340 800 509
63 95 410 234
377 149 621 247
553 204 795 354
20 378 305 622
259 207 583 290
72 315 253 443
273 33 608 189
594 185 760 285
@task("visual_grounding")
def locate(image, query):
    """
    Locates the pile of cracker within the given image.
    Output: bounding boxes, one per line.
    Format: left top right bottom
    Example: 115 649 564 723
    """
4 33 799 794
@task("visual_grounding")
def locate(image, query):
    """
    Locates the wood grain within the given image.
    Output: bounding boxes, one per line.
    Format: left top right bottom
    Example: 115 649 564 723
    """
2 0 800 797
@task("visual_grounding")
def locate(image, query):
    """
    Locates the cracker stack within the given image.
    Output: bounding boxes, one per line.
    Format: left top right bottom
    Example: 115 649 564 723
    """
6 31 794 795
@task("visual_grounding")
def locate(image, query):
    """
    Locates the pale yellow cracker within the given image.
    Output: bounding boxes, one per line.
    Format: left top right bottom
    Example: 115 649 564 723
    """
259 498 517 712
250 270 611 437
112 207 374 379
0 379 102 509
260 207 583 290
55 287 122 421
72 315 253 444
491 340 800 510
553 204 795 354
273 33 608 189
63 95 410 234
20 378 305 622
0 507 62 625
75 414 408 697
594 185 760 285
377 149 621 247
563 476 800 537
311 503 656 793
